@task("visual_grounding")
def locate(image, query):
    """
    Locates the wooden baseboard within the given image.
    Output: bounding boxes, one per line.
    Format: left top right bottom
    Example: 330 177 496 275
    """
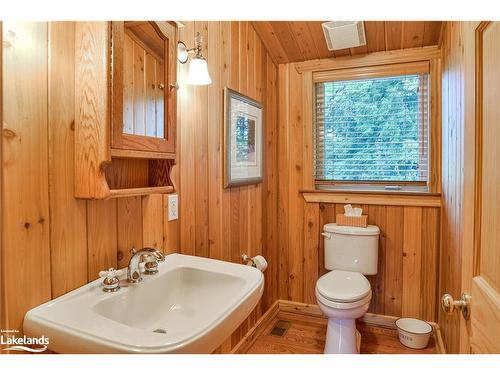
430 321 446 354
230 300 280 354
278 299 402 328
232 299 446 354
278 299 324 318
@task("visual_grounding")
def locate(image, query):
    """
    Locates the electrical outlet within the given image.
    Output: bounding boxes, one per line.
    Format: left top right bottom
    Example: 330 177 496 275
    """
167 194 178 221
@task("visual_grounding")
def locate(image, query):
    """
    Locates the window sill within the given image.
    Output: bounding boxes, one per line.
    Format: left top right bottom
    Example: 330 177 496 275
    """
300 189 442 207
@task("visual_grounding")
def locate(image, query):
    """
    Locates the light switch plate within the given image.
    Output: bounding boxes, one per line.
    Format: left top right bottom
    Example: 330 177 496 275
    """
167 194 178 221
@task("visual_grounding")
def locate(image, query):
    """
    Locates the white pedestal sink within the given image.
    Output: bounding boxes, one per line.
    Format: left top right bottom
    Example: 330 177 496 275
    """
24 253 264 353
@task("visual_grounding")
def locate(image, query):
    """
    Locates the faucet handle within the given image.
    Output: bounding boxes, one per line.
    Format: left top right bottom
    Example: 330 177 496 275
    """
143 255 159 275
99 268 123 293
99 268 123 279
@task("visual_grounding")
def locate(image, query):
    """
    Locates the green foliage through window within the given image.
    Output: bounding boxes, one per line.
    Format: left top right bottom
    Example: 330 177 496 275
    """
314 73 429 183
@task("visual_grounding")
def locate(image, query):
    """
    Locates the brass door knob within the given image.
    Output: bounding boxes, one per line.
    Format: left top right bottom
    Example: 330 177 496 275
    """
441 292 471 319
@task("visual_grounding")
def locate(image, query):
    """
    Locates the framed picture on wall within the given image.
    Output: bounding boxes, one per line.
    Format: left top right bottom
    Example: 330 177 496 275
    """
223 87 263 188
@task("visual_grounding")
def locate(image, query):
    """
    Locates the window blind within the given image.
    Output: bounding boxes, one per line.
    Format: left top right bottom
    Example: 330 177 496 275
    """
314 73 429 186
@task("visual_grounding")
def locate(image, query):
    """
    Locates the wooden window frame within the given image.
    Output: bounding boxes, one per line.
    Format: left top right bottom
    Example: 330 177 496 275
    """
309 59 441 193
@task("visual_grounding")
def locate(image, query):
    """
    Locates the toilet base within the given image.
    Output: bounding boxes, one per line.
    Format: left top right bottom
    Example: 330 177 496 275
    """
324 318 361 354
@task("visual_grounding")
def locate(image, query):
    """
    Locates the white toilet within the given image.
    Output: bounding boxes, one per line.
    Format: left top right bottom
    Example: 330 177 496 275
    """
316 223 380 354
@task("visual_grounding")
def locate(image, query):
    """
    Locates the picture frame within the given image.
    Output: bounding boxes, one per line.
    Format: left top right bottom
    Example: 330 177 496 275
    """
223 87 263 188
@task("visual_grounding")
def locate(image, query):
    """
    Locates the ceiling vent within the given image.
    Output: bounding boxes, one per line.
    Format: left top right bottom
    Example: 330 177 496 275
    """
321 21 366 50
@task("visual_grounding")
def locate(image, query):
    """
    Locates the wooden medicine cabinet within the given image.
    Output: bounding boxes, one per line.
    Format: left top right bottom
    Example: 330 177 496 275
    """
74 21 178 200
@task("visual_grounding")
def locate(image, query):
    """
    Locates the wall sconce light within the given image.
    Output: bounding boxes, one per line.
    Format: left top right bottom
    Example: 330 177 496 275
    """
177 32 212 85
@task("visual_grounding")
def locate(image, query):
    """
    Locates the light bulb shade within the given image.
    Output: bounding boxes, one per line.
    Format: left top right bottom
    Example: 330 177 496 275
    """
187 57 212 85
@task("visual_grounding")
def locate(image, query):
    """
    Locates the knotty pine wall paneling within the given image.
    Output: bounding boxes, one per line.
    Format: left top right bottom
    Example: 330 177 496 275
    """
176 21 279 352
1 22 179 336
1 21 52 333
0 20 442 353
0 20 279 352
278 59 441 322
297 202 440 320
48 22 88 298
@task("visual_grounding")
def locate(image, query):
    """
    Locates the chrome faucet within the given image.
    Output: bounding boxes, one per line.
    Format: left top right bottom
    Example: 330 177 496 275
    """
127 247 165 283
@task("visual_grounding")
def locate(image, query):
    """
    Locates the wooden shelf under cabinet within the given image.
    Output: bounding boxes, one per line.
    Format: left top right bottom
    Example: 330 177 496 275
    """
102 157 175 199
74 156 175 200
108 186 174 199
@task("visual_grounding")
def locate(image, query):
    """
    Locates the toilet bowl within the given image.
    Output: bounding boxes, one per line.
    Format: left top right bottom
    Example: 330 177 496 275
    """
317 223 379 354
316 269 372 354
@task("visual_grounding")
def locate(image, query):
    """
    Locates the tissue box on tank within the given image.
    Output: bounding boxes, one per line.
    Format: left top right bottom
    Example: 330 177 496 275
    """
336 213 368 228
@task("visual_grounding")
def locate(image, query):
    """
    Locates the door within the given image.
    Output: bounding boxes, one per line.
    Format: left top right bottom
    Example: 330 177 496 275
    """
470 21 500 353
442 21 500 354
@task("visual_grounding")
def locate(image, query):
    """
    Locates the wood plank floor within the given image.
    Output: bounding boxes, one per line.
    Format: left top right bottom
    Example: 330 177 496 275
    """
243 311 438 354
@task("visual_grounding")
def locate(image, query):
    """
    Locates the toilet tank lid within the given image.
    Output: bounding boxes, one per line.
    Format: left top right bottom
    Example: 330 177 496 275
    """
323 223 380 236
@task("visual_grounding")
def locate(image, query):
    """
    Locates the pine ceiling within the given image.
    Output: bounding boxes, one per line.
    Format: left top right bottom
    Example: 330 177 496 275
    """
252 21 444 64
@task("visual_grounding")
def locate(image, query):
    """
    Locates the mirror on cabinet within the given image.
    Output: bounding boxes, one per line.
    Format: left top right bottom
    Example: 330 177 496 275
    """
111 21 177 156
123 22 165 139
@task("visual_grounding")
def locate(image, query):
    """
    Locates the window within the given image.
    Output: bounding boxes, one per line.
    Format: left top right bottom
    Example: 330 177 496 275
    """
314 63 430 191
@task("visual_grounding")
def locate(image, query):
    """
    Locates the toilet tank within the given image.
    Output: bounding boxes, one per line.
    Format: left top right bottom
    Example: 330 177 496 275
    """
323 223 380 275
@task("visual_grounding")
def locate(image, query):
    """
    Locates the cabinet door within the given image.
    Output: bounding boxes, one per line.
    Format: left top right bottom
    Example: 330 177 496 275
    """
111 21 177 155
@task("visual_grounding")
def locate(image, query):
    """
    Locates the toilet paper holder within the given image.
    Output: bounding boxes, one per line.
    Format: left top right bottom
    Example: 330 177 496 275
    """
241 254 257 267
241 254 268 272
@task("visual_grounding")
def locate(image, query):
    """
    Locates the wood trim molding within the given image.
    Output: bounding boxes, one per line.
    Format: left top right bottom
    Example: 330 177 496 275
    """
473 21 491 276
278 300 407 329
429 57 442 193
302 71 314 190
312 61 429 83
230 300 280 354
233 300 446 354
278 299 324 318
295 46 442 73
301 190 442 207
431 321 446 354
301 52 442 194
437 21 447 47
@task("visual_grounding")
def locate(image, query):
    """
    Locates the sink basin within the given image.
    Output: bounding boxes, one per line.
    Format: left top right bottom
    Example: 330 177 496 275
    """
24 253 264 353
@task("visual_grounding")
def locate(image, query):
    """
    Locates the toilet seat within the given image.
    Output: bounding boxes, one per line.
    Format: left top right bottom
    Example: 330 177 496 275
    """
316 270 371 303
316 287 372 310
